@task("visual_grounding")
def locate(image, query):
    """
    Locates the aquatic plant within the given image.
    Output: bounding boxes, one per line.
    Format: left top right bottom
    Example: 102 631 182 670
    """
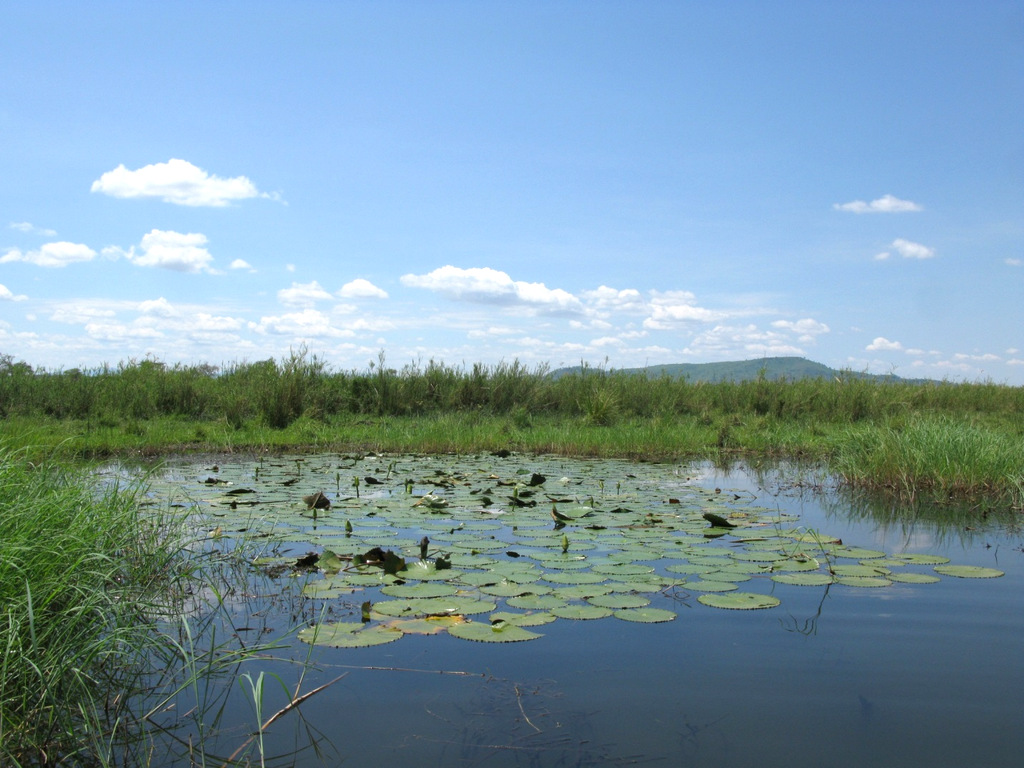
140 453 1003 651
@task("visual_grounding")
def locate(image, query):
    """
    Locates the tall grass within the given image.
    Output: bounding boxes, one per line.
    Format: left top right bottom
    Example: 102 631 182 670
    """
0 443 297 766
2 349 1022 503
0 444 187 763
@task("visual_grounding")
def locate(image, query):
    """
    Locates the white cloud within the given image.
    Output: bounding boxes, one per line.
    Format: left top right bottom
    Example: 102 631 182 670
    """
9 221 57 237
1006 258 1021 267
248 308 354 337
119 230 216 273
889 238 935 259
833 194 923 213
50 302 117 323
401 265 583 315
230 258 255 271
0 283 28 301
138 297 177 317
580 286 646 312
1 242 97 268
278 280 334 308
643 290 723 329
867 337 903 351
337 278 388 299
91 158 267 207
771 318 830 339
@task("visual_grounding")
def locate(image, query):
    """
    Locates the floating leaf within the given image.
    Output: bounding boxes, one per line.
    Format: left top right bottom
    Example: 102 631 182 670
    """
697 593 780 610
771 573 833 586
613 607 676 623
587 593 650 609
896 553 951 565
298 622 402 648
387 616 465 635
448 621 542 643
551 604 613 620
934 565 1004 579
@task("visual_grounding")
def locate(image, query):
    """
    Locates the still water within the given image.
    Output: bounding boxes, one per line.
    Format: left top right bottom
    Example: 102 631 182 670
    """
144 454 1023 768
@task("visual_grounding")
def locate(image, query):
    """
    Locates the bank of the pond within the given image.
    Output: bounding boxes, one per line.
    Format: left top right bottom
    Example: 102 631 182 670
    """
3 410 1022 507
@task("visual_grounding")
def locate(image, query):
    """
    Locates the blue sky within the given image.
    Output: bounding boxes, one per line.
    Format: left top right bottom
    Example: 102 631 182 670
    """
2 1 1022 382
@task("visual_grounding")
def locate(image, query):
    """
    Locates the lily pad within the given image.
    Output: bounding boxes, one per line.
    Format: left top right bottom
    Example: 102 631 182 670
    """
697 593 781 610
933 565 1004 579
613 607 677 623
551 604 614 620
447 621 543 643
771 573 834 587
298 622 402 648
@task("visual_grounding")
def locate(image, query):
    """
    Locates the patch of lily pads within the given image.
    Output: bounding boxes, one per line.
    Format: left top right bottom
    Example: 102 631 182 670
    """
150 453 1004 648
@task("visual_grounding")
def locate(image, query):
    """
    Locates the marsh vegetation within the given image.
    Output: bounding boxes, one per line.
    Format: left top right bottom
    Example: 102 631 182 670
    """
1 349 1022 505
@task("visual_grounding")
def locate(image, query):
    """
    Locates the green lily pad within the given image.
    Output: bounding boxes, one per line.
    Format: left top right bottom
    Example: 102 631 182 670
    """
386 615 466 635
298 622 403 647
380 582 459 598
613 607 677 623
448 621 543 643
934 565 1004 579
887 572 941 584
697 593 780 610
489 611 557 627
301 579 360 598
587 593 651 609
551 604 614 620
771 573 834 586
895 553 951 565
835 576 892 587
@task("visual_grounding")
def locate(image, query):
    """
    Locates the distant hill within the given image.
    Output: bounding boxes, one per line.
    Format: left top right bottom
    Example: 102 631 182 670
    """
550 356 915 383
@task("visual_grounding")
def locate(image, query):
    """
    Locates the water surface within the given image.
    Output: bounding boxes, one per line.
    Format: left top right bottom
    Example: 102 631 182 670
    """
141 454 1023 767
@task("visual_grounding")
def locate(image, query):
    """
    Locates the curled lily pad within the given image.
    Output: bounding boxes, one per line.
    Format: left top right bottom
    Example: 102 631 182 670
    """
697 593 780 610
448 621 543 643
934 565 1004 579
489 611 557 627
298 622 402 648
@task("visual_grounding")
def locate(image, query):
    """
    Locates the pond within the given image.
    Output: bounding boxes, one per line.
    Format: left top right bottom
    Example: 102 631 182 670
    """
136 453 1023 767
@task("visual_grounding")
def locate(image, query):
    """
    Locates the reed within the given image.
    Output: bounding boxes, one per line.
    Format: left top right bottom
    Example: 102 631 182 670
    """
2 350 1022 503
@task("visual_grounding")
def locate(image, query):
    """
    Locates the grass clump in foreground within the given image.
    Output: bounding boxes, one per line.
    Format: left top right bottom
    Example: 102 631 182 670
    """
0 444 294 766
0 444 180 763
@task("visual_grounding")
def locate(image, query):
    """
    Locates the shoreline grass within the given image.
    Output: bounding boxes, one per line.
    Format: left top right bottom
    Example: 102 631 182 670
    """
0 443 294 766
2 350 1022 506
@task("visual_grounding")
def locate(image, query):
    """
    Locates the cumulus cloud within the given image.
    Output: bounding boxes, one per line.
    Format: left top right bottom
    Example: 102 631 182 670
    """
249 308 354 337
401 266 583 315
230 258 255 271
0 283 28 301
867 337 903 351
337 278 388 299
278 280 334 308
643 290 723 329
9 222 57 237
771 318 830 343
875 238 935 261
1 242 96 268
115 230 216 273
580 286 646 312
833 194 923 213
91 158 269 207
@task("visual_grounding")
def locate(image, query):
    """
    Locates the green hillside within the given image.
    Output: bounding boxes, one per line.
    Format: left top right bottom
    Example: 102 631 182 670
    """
551 356 907 383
